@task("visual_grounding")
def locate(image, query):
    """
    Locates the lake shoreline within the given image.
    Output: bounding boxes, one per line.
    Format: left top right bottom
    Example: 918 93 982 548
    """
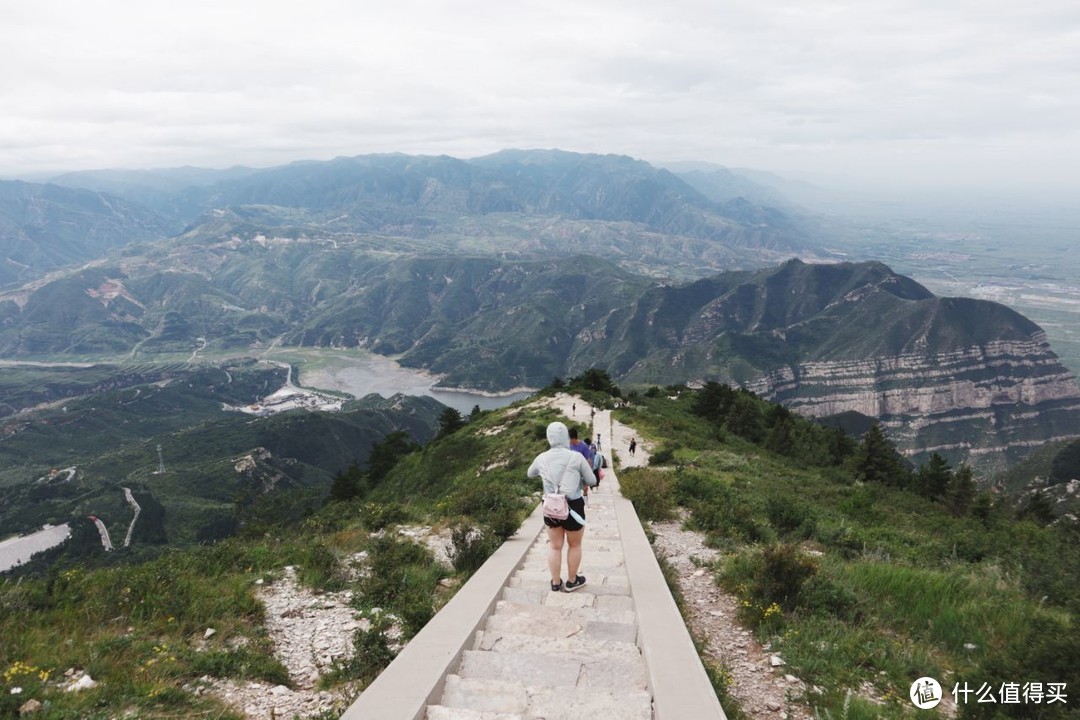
295 354 535 413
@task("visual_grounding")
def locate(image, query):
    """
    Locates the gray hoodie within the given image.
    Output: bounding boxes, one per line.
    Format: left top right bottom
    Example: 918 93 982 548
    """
527 421 597 500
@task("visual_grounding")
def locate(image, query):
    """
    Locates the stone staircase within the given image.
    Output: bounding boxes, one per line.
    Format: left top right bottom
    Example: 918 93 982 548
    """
426 487 653 719
341 406 726 720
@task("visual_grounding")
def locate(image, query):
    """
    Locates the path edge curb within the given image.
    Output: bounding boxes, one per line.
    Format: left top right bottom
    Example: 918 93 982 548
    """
616 494 729 720
341 502 545 720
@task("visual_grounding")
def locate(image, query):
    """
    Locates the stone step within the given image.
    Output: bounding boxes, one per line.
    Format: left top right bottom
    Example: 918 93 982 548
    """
458 650 582 688
507 574 630 597
521 546 625 561
477 630 642 663
438 675 528 715
426 705 522 720
487 599 637 633
457 649 649 692
513 569 627 586
499 586 637 618
430 676 652 720
519 687 652 720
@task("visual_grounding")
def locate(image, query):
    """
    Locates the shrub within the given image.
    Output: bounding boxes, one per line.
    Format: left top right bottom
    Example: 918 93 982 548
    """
748 544 819 611
362 502 410 531
688 486 774 544
447 524 501 574
966 614 1080 719
799 574 860 620
648 445 677 465
448 481 526 531
765 494 816 537
674 469 725 505
812 521 862 557
762 544 818 608
323 620 397 688
356 536 443 631
296 543 342 591
619 468 676 521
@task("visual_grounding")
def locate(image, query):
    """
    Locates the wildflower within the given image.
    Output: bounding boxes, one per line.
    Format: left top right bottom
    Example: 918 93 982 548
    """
10 687 22 695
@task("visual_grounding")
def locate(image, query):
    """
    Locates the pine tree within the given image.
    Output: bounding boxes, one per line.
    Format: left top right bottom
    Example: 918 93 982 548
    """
691 381 737 423
850 424 910 487
826 427 858 466
947 464 977 517
915 452 953 501
765 413 796 456
329 461 365 502
725 391 765 443
366 430 418 488
436 407 466 438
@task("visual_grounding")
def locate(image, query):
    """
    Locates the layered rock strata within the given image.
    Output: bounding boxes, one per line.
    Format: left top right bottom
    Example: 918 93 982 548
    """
748 333 1080 469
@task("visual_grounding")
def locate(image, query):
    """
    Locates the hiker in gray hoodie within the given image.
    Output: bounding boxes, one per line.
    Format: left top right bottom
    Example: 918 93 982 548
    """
527 421 597 592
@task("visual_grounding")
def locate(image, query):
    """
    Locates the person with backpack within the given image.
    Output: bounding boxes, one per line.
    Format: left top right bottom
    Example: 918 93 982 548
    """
527 421 597 592
587 438 604 486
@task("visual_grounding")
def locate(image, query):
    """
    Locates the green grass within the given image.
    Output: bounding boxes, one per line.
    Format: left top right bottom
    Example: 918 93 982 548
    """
615 391 1079 719
0 394 554 716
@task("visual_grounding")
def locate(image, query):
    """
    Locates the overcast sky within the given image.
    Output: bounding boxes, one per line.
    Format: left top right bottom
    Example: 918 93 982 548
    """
2 0 1078 199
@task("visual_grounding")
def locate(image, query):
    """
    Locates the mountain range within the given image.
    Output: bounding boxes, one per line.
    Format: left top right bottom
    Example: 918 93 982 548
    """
1 149 1078 472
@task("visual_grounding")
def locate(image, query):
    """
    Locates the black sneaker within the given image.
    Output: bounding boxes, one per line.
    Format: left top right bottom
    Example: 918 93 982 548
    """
564 575 586 592
551 580 563 592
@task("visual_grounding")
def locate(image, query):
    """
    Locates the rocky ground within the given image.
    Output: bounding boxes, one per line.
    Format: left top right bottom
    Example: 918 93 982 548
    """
649 518 813 719
204 526 454 719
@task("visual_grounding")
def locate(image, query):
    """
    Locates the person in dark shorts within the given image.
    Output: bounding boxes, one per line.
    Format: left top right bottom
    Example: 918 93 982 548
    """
527 421 597 592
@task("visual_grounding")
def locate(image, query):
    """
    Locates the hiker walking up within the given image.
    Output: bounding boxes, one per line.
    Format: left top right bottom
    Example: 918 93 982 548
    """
587 438 604 487
569 427 593 468
629 438 637 456
528 422 596 593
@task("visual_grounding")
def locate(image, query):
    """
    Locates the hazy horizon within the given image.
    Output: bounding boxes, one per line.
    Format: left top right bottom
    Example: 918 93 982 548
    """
2 1 1077 203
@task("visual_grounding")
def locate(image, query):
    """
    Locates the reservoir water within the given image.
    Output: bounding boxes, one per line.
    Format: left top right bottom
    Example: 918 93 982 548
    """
295 352 534 414
0 524 70 573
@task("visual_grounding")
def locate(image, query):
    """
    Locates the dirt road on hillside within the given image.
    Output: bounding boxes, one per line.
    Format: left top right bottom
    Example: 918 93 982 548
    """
537 393 651 471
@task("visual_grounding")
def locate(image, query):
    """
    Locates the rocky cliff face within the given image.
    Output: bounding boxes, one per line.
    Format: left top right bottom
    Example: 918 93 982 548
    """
584 259 1080 471
746 333 1080 470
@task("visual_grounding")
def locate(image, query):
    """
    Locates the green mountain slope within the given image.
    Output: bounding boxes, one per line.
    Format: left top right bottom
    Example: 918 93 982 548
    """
0 181 169 286
2 383 1075 719
0 362 443 544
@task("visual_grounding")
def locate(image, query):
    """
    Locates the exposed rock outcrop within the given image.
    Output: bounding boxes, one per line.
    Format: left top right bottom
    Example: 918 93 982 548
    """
589 259 1080 471
747 333 1080 470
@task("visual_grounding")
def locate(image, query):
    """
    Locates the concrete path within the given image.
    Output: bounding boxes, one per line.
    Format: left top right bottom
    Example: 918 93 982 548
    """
425 453 653 720
342 399 725 720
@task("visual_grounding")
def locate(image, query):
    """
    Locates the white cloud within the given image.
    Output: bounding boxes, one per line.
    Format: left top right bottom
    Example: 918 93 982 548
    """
1 0 1077 196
